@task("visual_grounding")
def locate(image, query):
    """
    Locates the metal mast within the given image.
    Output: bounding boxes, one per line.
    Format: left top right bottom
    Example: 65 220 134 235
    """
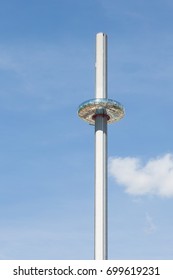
95 33 108 260
78 33 125 260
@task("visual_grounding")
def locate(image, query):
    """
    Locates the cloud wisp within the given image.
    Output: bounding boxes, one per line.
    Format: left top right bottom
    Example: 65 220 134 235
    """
144 213 157 235
109 153 173 197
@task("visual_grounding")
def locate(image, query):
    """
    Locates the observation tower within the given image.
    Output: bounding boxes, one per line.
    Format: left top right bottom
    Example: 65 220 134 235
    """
78 33 125 260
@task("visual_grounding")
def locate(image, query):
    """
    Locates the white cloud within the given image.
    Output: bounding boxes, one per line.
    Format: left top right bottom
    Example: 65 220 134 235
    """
109 153 173 197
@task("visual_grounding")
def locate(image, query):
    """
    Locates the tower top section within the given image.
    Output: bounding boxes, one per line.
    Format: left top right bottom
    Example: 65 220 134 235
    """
96 33 107 99
78 33 125 125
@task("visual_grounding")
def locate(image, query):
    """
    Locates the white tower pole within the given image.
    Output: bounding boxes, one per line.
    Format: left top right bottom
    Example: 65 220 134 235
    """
94 33 108 260
78 33 124 261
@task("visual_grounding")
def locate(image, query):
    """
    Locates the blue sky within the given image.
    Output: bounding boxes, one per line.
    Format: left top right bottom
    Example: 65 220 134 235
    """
0 0 173 260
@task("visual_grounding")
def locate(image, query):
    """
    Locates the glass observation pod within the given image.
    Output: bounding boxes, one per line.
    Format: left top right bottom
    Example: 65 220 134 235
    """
78 98 125 125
